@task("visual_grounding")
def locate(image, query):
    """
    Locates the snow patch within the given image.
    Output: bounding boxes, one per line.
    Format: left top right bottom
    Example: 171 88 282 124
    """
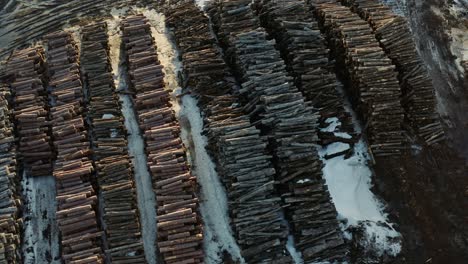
21 172 60 264
180 95 244 264
101 113 115 119
319 118 401 257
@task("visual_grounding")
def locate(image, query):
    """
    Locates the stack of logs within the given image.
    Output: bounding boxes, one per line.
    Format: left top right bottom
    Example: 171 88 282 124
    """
313 1 406 157
343 0 445 145
0 89 21 264
80 22 146 262
121 14 204 264
211 1 348 262
45 31 104 263
6 48 53 176
165 1 234 100
255 0 357 149
165 2 294 262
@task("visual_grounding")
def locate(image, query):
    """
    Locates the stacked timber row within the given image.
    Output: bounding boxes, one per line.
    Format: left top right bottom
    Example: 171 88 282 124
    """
165 2 293 262
312 1 406 157
343 0 445 145
121 14 204 264
6 48 53 176
210 1 348 262
0 91 21 264
80 23 146 262
255 0 357 149
165 1 234 101
45 31 104 263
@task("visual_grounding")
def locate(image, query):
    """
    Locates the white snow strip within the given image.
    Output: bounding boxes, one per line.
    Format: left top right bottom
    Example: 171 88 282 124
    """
286 235 303 264
21 172 60 264
180 95 245 264
141 10 244 263
107 9 158 264
318 117 401 257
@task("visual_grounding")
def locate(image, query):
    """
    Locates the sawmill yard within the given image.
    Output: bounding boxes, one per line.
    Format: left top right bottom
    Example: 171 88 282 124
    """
0 0 466 264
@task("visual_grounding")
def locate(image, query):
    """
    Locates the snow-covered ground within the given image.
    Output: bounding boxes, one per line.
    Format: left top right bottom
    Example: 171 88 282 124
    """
107 9 158 264
142 10 245 263
319 112 401 257
21 172 60 264
378 0 407 16
449 1 468 73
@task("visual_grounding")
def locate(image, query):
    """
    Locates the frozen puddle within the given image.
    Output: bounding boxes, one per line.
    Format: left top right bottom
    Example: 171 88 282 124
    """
318 117 402 257
21 172 60 264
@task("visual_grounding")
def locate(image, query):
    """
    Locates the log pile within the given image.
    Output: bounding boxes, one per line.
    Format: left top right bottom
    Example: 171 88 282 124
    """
165 2 294 262
0 92 21 264
210 1 348 262
121 14 204 264
45 31 104 264
80 22 146 262
343 0 445 145
6 48 53 176
313 2 406 157
255 0 357 147
205 96 294 263
164 1 235 100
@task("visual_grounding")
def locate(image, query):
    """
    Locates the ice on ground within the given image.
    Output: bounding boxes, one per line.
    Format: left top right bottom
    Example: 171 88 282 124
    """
319 118 401 257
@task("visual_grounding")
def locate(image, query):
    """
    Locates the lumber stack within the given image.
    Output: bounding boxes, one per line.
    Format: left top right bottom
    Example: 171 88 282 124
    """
45 31 104 264
121 14 204 264
343 0 445 145
165 2 294 262
313 2 406 157
256 0 357 147
80 22 146 262
0 91 21 264
210 1 348 262
6 48 53 176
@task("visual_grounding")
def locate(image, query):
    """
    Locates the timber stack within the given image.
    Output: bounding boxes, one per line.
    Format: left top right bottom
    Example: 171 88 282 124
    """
165 1 234 100
210 1 348 262
121 14 204 264
312 1 406 157
6 48 53 176
81 22 146 262
46 31 104 264
343 0 445 145
255 0 357 148
0 93 21 264
165 2 294 262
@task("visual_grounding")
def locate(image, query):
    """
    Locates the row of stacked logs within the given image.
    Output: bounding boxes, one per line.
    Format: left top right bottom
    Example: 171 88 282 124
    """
0 89 21 264
165 2 294 262
343 0 445 145
6 48 53 176
45 31 104 263
311 1 406 157
209 1 347 262
254 0 357 149
80 22 146 262
121 14 204 264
